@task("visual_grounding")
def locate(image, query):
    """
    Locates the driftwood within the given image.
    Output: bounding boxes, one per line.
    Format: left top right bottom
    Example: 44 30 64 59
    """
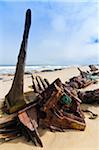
78 89 99 104
5 9 31 113
89 65 98 72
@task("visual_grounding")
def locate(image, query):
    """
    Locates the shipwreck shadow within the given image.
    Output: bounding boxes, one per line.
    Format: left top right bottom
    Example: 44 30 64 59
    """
0 128 48 147
81 103 99 120
81 103 99 110
38 127 48 137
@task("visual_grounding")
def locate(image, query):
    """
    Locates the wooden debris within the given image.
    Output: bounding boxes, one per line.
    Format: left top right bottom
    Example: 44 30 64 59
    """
31 75 49 94
0 113 20 142
32 75 40 94
82 109 98 119
65 68 96 90
0 8 87 147
36 76 45 92
78 67 88 78
18 105 43 147
5 9 31 113
89 65 98 72
38 76 48 89
38 78 86 131
44 78 50 86
0 78 86 146
78 89 99 104
0 113 17 129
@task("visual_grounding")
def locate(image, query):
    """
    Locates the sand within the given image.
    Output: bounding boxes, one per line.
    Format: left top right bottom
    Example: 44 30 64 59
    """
0 66 99 150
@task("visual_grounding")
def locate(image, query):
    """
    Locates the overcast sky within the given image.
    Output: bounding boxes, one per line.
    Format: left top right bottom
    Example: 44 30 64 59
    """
0 0 99 65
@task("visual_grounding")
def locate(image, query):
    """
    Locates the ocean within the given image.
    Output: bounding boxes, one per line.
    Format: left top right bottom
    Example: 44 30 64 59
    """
0 65 68 74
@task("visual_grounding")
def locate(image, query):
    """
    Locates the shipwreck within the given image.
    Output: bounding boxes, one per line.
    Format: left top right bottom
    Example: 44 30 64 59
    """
0 9 86 147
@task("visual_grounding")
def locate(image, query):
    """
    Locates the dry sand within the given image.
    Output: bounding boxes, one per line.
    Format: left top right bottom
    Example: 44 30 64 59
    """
0 66 99 150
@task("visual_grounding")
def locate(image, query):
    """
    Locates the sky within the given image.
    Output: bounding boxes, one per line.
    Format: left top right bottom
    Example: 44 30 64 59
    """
0 0 99 65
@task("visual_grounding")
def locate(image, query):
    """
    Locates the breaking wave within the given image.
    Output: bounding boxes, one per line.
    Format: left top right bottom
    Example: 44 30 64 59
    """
0 65 69 74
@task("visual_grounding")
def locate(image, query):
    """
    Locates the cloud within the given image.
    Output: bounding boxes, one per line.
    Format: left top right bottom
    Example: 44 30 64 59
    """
0 1 98 65
1 0 98 2
89 37 99 44
46 2 98 62
51 15 66 32
61 15 98 61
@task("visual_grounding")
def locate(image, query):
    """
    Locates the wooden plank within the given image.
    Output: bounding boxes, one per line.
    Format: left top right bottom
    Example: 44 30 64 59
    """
24 91 38 104
18 106 43 147
18 111 34 131
31 75 40 93
0 113 17 129
44 78 50 86
38 76 48 89
36 76 44 92
43 88 63 112
40 108 86 131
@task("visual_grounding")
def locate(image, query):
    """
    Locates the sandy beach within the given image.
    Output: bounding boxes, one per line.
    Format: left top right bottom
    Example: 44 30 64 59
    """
0 66 99 150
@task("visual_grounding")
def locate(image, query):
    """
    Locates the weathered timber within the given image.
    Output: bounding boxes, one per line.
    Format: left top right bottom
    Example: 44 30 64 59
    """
5 9 31 113
36 76 44 92
40 109 86 131
18 106 43 147
24 91 38 104
38 76 48 89
0 128 19 134
92 71 99 76
63 85 81 103
38 78 86 131
77 67 88 78
44 78 50 86
0 134 20 144
38 78 63 107
67 74 94 89
32 75 40 93
43 87 63 112
0 113 17 129
78 88 99 104
31 75 50 94
89 65 98 72
0 113 20 141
